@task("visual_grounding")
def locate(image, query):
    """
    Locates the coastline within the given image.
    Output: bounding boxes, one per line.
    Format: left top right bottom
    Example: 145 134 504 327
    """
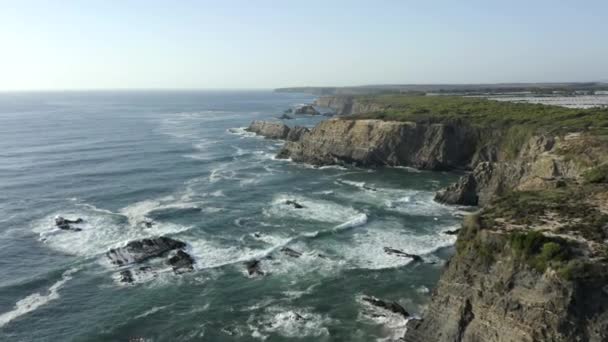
253 94 608 341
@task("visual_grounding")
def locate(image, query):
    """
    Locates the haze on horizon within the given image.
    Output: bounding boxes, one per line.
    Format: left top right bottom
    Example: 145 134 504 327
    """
1 0 607 91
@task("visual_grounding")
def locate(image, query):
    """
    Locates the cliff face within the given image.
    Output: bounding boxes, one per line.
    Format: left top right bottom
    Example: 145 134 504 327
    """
314 96 385 116
404 185 608 342
277 119 480 170
436 133 608 206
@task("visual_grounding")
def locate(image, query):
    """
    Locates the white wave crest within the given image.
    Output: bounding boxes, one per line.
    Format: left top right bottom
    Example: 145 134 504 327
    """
0 268 78 327
250 306 334 339
264 194 361 223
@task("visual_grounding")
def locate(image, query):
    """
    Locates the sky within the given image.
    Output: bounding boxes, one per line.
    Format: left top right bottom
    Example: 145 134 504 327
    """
1 0 607 90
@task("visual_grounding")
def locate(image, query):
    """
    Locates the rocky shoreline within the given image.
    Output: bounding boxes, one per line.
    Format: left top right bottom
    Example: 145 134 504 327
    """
248 95 608 341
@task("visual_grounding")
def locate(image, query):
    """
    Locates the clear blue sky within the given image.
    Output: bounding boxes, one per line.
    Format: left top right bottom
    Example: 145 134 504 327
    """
1 0 607 90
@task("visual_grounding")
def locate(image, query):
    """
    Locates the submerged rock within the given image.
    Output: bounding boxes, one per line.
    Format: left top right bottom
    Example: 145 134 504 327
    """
284 200 305 209
167 250 195 273
383 247 423 262
54 216 83 231
119 270 134 284
280 247 303 258
106 237 186 266
245 259 264 276
442 229 461 235
362 296 410 319
279 113 294 120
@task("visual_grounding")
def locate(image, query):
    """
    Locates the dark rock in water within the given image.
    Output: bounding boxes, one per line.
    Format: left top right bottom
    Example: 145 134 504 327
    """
279 113 294 120
119 270 134 284
363 296 410 319
292 312 306 321
443 229 461 235
280 247 303 258
284 108 293 114
322 112 335 117
168 250 195 273
143 220 153 228
55 216 83 225
106 237 186 266
253 232 262 238
286 126 310 142
362 184 377 191
384 247 423 262
245 259 264 276
54 216 84 231
294 105 320 115
285 200 305 209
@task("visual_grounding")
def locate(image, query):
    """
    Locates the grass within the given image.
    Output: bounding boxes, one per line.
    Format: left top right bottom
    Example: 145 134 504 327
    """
482 188 608 244
344 95 608 134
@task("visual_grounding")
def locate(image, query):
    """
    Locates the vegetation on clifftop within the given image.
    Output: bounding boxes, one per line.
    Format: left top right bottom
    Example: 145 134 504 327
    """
455 185 608 280
345 95 608 134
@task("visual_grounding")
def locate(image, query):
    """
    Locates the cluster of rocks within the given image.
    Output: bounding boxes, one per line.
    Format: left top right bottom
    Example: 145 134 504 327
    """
106 236 195 284
54 216 83 231
294 105 320 115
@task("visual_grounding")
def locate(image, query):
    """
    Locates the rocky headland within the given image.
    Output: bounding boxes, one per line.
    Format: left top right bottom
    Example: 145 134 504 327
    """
250 94 608 341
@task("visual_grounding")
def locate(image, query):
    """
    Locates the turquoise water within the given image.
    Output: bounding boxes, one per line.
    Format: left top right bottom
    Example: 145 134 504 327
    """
0 91 461 341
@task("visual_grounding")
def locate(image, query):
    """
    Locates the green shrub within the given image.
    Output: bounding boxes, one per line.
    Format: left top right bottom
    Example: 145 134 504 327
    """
582 164 608 183
509 230 546 256
556 260 589 280
509 231 572 274
345 95 608 135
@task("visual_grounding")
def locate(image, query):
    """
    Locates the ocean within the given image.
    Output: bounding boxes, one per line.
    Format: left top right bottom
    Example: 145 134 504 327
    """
0 90 462 341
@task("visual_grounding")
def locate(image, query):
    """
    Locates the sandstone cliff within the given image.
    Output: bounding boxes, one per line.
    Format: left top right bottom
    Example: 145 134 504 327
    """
277 119 479 170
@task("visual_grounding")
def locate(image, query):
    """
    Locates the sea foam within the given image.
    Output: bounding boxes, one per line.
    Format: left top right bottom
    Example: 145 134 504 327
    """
0 268 78 327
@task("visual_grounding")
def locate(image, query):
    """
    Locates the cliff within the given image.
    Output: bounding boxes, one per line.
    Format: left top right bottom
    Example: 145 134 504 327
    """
277 119 479 170
404 184 608 342
435 132 608 206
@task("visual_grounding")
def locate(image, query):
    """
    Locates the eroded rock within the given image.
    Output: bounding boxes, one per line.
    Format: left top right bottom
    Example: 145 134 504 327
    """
106 237 186 266
294 105 320 115
285 200 305 209
280 247 303 258
168 250 195 273
384 247 423 262
245 259 264 277
246 121 290 139
362 296 410 319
